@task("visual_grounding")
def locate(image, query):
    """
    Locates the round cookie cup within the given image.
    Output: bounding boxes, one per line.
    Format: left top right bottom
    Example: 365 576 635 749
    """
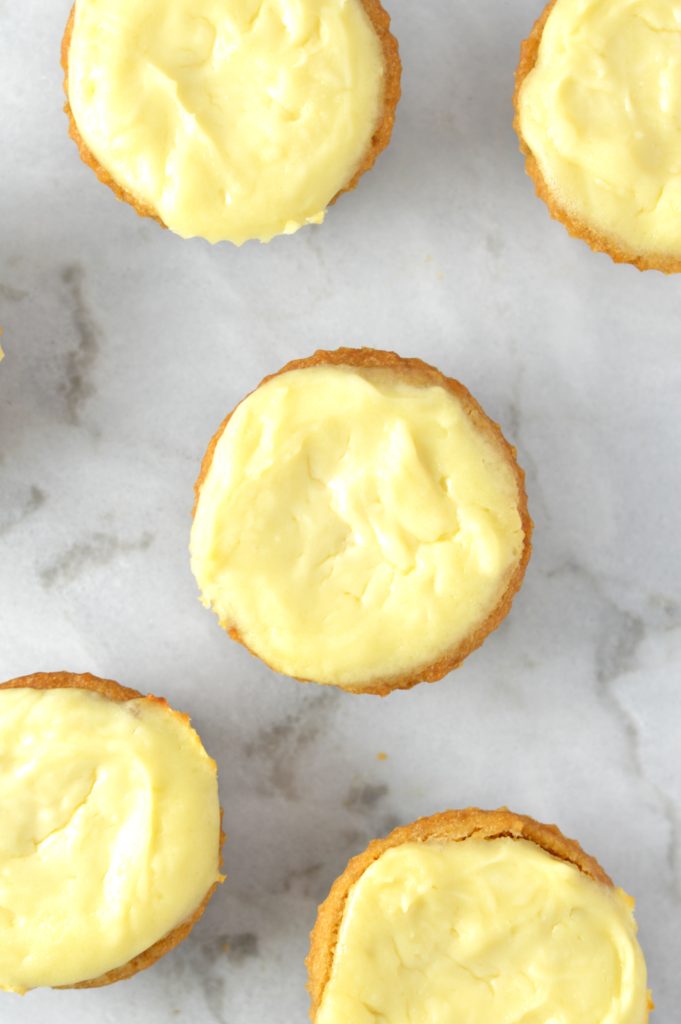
192 347 533 696
0 671 225 991
513 0 681 274
61 1 401 234
307 807 649 1020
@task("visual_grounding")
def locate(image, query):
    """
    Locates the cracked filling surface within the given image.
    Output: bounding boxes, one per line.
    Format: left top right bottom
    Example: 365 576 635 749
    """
0 687 221 992
67 0 385 244
317 837 649 1024
518 0 681 258
190 365 525 687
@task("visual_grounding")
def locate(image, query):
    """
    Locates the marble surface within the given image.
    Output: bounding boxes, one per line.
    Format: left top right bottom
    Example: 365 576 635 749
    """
2 0 680 1020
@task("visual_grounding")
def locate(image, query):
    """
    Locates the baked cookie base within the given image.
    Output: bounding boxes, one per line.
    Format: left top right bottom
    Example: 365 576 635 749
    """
513 0 681 274
193 347 533 696
0 671 224 991
61 1 401 236
307 807 623 1020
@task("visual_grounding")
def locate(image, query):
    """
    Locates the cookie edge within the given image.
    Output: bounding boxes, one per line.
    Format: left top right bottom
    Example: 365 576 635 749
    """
306 806 620 1019
0 670 225 991
60 0 401 238
513 0 681 274
191 346 533 696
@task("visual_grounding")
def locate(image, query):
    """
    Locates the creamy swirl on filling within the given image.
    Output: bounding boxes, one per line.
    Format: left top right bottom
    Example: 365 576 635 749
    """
0 687 221 992
317 837 649 1024
519 0 681 257
191 365 525 687
67 0 386 243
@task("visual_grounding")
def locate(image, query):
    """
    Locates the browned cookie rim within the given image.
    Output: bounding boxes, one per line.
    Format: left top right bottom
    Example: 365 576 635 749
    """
306 806 616 1019
192 347 533 696
513 0 681 274
0 670 225 991
61 0 401 235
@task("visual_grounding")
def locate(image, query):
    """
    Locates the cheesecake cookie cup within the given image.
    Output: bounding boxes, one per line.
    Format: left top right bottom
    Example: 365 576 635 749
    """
0 671 224 993
190 348 532 694
515 0 681 272
308 808 652 1023
62 0 401 244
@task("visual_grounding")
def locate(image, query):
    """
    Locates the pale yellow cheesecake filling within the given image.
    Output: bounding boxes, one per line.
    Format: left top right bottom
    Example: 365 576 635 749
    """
0 687 221 992
67 0 385 244
518 0 681 259
190 365 525 688
317 837 650 1024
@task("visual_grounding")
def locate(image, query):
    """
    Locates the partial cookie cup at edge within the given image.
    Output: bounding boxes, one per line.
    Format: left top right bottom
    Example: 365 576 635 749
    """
0 671 225 991
191 347 533 696
307 807 653 1022
513 0 681 274
60 0 401 241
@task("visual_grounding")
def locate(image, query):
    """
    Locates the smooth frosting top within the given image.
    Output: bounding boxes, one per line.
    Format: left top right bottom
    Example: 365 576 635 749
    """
518 0 681 259
190 364 525 688
0 687 221 992
317 837 650 1024
67 0 385 244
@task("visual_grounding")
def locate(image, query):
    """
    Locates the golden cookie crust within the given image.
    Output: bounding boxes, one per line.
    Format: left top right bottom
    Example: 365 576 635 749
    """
192 347 533 696
0 670 224 991
513 0 681 274
61 0 401 234
306 807 618 1020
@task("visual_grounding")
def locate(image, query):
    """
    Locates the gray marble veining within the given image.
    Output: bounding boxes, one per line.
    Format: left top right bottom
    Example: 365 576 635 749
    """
2 0 680 1021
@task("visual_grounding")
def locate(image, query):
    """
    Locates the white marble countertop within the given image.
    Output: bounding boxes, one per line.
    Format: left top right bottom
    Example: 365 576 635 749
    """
2 0 680 1020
